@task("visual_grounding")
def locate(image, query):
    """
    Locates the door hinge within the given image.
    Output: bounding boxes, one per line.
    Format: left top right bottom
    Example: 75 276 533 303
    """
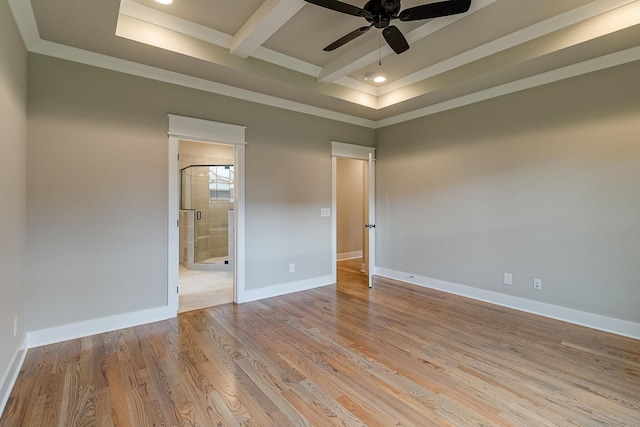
177 219 180 227
176 286 179 294
365 224 376 229
177 153 180 161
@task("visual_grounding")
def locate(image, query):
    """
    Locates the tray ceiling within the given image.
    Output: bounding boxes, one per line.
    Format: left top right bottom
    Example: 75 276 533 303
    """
9 0 640 127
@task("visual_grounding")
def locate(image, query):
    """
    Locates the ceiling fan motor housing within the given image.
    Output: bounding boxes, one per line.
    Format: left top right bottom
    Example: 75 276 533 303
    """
381 0 401 13
362 0 401 28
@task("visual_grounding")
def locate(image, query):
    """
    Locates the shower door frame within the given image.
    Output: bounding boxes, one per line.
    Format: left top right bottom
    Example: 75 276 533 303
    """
168 115 247 314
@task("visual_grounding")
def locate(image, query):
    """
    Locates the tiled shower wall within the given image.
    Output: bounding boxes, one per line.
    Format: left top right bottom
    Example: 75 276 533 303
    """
180 165 232 271
195 201 229 262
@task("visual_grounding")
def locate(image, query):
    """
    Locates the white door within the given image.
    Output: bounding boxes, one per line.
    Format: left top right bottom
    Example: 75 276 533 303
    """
366 153 375 288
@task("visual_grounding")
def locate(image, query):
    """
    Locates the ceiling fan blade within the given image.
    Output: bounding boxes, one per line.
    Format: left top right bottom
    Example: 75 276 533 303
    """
382 25 409 54
324 25 372 51
304 0 366 17
398 0 471 21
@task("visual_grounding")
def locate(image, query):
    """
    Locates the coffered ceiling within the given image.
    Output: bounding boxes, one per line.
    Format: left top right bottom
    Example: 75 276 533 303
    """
8 0 640 127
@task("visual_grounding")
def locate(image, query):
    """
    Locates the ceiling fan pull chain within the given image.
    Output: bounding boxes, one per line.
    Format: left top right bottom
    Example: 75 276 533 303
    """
378 15 382 66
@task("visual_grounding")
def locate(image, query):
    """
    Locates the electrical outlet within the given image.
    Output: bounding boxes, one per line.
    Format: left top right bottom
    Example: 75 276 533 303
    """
13 317 18 337
504 273 513 285
534 278 542 290
289 263 295 273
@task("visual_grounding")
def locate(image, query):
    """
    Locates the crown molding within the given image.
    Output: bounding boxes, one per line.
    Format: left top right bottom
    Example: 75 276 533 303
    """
377 45 640 128
28 39 377 128
8 0 640 129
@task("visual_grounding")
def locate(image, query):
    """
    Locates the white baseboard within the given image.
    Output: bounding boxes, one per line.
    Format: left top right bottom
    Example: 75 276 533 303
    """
337 251 363 261
27 306 175 349
238 275 334 304
24 273 333 348
0 334 27 417
375 267 640 340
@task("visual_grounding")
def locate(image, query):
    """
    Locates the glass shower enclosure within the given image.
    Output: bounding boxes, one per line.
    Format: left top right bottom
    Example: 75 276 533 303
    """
180 165 234 271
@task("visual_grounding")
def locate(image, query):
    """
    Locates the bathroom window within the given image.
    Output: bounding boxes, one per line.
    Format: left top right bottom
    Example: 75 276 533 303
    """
209 165 234 202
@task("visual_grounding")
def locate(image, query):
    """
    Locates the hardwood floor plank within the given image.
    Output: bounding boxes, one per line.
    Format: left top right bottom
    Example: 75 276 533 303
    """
20 394 45 427
93 388 113 427
138 354 180 426
104 368 131 427
207 390 244 425
234 357 310 426
334 393 399 427
3 258 640 426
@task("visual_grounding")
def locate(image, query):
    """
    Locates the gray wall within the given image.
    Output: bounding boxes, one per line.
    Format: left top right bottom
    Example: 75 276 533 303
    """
26 54 374 332
337 157 364 255
0 0 27 391
376 60 640 323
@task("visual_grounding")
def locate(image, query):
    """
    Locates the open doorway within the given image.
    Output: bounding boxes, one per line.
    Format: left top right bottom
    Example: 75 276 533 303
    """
336 157 368 287
178 141 234 312
331 142 376 288
167 114 247 315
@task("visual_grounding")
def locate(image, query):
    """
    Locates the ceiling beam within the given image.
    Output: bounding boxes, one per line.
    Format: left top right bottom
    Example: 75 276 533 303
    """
230 0 306 59
377 0 640 97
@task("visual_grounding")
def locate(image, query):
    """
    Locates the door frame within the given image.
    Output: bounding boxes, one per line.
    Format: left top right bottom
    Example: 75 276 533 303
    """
331 141 376 287
168 115 247 314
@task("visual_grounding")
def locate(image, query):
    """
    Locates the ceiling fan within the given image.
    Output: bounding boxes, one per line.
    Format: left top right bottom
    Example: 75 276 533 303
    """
304 0 472 54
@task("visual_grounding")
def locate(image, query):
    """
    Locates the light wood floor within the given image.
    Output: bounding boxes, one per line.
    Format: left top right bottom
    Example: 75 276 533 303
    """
179 265 233 313
2 259 640 426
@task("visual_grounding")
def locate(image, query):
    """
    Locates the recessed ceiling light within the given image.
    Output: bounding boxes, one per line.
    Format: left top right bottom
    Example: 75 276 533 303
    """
363 72 386 83
155 0 173 4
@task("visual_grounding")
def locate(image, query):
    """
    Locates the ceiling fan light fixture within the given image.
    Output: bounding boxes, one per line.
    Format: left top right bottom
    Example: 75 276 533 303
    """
363 72 375 81
155 0 173 5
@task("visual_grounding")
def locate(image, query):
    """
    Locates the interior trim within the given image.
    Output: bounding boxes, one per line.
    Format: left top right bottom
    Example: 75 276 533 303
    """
238 275 334 304
377 45 640 128
168 114 247 144
168 115 247 309
0 335 27 417
30 40 376 128
378 0 638 96
8 0 640 129
331 141 376 159
26 307 174 349
331 142 376 285
376 267 640 340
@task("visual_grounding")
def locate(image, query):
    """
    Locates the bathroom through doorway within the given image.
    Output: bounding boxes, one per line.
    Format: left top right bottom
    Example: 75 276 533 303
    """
178 141 235 312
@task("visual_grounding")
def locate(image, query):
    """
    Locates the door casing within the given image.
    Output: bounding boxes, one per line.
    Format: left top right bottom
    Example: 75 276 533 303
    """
168 115 247 314
331 141 376 287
